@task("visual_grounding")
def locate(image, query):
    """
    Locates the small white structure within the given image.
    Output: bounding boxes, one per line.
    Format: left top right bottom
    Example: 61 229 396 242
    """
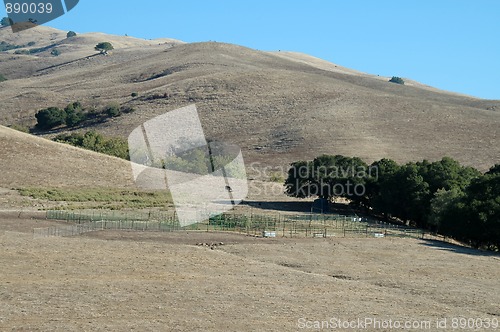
262 231 276 238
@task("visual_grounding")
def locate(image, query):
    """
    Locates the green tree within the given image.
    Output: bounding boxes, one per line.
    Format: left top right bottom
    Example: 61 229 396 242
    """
66 31 77 38
95 42 114 54
1 17 12 26
285 160 314 198
460 173 500 249
486 164 500 175
389 76 405 85
35 107 66 129
51 48 61 56
0 73 7 82
63 102 85 127
390 163 431 226
417 157 480 193
365 158 400 217
285 155 368 202
428 188 464 232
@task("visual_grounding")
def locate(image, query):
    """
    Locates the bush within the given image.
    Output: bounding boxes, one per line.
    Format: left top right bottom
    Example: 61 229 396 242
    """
131 92 139 97
9 124 29 133
67 31 77 38
35 107 66 129
65 110 86 127
269 171 285 183
105 102 121 117
14 49 30 55
1 41 24 52
389 76 405 85
27 41 36 46
0 73 7 82
121 106 136 114
51 48 61 56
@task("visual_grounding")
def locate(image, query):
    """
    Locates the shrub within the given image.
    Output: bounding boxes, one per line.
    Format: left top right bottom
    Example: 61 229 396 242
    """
0 41 23 52
65 110 86 127
105 102 121 117
14 49 30 55
121 106 136 114
269 171 285 183
27 41 36 46
0 73 6 82
389 76 405 85
51 48 61 56
35 107 66 129
9 124 29 133
131 92 139 97
67 31 77 38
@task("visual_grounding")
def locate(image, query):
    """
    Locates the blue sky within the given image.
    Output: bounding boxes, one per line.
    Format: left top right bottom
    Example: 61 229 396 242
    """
2 0 499 99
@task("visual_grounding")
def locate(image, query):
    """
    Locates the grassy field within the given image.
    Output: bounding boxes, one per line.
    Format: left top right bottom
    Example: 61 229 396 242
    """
0 214 499 331
18 187 173 210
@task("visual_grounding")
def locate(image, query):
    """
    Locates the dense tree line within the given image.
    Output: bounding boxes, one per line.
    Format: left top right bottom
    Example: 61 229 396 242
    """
54 131 129 160
285 155 499 250
35 102 135 130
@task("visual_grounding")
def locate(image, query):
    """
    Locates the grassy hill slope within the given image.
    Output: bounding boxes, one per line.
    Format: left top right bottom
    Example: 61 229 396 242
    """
0 26 498 174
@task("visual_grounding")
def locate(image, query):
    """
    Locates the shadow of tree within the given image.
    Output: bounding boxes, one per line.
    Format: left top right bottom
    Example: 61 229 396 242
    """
420 239 500 257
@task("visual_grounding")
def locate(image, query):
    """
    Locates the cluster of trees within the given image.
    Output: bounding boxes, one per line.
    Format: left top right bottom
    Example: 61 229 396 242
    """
0 40 28 52
54 131 129 160
285 155 499 250
130 141 245 179
35 102 135 130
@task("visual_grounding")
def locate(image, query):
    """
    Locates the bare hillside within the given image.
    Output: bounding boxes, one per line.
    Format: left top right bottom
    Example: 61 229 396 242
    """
0 125 134 188
0 26 498 173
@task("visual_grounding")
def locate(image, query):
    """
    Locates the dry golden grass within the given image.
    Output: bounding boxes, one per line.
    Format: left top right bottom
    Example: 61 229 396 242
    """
0 215 499 331
0 125 134 189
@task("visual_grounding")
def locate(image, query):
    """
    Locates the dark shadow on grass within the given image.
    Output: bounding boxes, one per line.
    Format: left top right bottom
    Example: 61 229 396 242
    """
420 239 500 257
240 200 314 213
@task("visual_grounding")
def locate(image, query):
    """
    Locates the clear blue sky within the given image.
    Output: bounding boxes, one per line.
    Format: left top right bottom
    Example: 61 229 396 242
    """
2 0 499 99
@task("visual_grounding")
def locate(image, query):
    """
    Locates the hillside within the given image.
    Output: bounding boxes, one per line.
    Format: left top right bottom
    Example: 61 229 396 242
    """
0 125 134 188
0 26 499 176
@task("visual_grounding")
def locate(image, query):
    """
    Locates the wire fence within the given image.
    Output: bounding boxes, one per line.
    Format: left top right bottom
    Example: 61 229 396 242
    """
35 210 427 239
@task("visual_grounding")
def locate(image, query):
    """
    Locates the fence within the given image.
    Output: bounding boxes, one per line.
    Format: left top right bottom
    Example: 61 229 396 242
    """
36 210 426 239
